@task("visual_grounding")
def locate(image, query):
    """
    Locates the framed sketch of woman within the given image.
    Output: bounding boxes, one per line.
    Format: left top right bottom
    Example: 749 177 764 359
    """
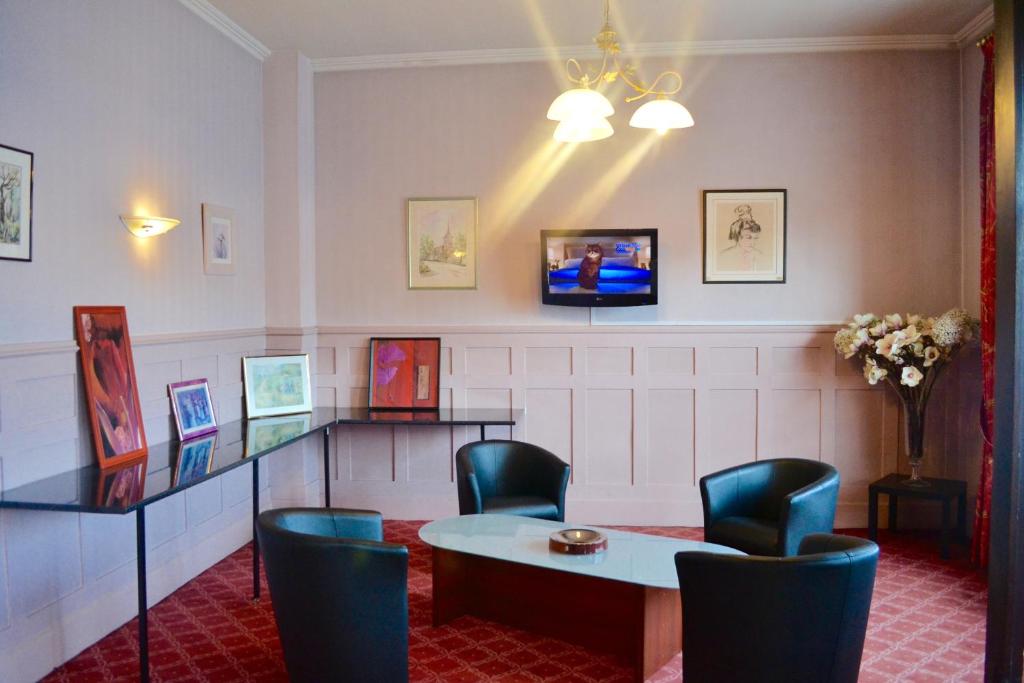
702 189 786 283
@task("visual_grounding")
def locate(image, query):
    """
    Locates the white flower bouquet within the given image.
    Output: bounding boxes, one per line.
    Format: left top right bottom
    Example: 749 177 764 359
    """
833 309 975 484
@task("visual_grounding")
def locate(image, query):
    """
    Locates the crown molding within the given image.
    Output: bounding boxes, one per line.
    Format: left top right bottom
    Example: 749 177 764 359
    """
312 34 958 72
954 5 995 47
177 0 270 61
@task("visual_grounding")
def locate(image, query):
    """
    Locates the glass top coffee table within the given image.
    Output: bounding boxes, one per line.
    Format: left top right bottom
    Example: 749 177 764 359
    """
419 514 742 682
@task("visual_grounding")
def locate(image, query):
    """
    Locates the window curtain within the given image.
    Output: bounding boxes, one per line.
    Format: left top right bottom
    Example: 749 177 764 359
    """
971 34 996 569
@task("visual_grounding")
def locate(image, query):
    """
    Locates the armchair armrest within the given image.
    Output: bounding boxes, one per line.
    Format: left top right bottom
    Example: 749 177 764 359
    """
699 469 745 527
798 533 876 557
778 473 839 555
329 509 383 542
456 455 483 515
531 449 570 521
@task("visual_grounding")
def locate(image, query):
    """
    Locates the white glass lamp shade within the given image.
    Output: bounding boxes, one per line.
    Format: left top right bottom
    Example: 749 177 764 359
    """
547 88 614 121
554 115 614 143
119 215 181 237
628 98 694 133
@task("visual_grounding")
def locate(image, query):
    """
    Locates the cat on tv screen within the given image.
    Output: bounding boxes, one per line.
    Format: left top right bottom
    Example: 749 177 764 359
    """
541 229 657 307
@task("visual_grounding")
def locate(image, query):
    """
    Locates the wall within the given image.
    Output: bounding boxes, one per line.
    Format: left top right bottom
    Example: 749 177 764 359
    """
315 51 962 326
312 50 973 524
0 2 272 681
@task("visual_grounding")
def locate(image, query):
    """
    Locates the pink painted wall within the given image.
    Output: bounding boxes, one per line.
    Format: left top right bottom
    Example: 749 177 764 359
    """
315 51 963 326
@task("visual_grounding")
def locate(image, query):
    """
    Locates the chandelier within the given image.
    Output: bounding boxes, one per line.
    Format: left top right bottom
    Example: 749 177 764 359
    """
547 0 694 143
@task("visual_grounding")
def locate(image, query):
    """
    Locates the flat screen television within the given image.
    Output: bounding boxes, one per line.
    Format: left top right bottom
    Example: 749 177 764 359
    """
541 229 657 307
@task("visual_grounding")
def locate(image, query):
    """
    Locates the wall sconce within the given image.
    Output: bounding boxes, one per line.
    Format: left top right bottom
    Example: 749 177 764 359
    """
119 215 180 238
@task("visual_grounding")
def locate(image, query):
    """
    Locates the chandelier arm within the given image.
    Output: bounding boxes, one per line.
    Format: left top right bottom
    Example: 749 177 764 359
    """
621 68 683 103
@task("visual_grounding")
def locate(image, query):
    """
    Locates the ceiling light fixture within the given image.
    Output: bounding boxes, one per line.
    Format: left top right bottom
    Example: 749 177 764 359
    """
547 0 694 142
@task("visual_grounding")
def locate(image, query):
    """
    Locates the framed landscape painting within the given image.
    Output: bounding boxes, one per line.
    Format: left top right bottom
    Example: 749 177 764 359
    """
368 337 441 410
0 143 33 262
242 354 313 418
702 189 786 283
245 414 312 456
74 306 148 468
202 203 235 275
173 433 217 487
169 378 218 440
408 197 477 289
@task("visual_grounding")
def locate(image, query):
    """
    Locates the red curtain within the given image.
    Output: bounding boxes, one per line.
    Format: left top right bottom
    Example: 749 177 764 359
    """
971 35 996 569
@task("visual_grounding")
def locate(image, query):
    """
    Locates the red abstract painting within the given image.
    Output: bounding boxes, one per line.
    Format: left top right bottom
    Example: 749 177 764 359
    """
74 306 148 468
368 337 441 409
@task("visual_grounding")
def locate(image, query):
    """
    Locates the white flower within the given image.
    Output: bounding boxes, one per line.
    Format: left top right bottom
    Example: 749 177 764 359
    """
885 313 904 329
853 313 877 327
869 321 889 337
923 346 941 367
932 308 975 348
907 314 922 326
901 366 924 387
901 324 921 346
875 333 898 360
853 327 872 350
864 359 888 385
834 328 856 356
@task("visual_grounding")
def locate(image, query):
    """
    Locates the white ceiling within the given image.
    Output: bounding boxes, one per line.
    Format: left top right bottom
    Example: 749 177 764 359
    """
205 0 991 62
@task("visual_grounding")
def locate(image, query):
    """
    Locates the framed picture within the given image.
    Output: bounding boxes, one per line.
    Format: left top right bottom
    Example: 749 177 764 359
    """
408 197 477 289
245 414 312 456
168 378 218 440
368 337 441 410
242 354 313 418
0 144 34 262
74 306 148 468
95 457 147 507
173 433 217 487
702 189 786 283
202 203 236 275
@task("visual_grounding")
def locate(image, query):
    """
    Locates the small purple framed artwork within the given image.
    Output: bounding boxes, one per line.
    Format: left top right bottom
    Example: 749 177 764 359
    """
168 379 218 440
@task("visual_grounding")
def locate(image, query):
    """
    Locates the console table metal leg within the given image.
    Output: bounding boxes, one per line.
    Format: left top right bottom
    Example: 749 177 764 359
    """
868 489 878 541
480 425 485 441
136 507 150 683
323 426 331 508
888 495 898 532
252 460 260 601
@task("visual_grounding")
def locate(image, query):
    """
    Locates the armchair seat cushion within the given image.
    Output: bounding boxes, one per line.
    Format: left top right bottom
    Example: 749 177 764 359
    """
482 495 560 520
706 516 779 556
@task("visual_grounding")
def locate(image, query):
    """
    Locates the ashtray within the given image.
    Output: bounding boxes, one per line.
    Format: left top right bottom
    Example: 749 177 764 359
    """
549 528 607 555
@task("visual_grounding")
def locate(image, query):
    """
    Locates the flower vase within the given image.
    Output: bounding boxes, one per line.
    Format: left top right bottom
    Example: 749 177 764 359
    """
903 403 929 487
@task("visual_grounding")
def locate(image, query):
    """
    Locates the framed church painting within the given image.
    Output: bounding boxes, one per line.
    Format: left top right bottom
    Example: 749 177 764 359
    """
702 189 786 284
408 197 477 289
74 306 148 468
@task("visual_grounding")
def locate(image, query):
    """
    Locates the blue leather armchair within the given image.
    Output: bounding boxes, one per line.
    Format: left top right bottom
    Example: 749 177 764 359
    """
256 508 408 683
701 458 839 556
456 440 570 521
675 533 879 683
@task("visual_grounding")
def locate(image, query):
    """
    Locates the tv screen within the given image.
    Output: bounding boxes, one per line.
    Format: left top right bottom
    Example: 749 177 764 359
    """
541 229 657 307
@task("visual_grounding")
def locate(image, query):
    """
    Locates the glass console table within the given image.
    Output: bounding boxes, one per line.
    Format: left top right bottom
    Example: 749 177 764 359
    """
0 407 519 682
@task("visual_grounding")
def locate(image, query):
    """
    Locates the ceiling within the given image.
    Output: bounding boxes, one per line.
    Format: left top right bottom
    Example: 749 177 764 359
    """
206 0 991 62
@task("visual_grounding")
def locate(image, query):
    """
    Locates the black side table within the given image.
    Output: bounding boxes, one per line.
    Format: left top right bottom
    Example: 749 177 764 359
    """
868 473 967 559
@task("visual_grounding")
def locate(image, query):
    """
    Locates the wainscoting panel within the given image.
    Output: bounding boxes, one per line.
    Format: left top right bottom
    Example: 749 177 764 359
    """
313 326 979 526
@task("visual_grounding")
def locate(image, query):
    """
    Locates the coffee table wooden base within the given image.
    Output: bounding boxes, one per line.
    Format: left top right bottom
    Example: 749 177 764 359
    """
432 546 682 682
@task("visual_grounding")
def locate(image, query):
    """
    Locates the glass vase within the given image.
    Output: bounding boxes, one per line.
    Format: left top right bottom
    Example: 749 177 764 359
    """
902 400 929 487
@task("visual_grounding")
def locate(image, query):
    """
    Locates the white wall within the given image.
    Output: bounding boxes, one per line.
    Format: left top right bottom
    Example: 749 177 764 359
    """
0 2 273 681
0 0 265 344
315 51 962 326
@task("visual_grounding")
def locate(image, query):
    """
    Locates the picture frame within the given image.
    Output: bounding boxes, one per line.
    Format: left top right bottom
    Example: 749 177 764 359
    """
368 337 441 410
242 354 313 418
702 189 786 284
0 143 34 262
245 414 313 456
95 457 147 507
168 378 218 440
408 197 477 289
74 306 148 468
202 203 236 275
173 433 217 487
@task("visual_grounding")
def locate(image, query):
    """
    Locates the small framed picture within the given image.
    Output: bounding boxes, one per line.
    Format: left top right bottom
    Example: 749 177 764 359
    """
173 433 217 487
702 189 786 283
242 354 313 418
0 143 33 262
202 203 236 275
168 379 218 440
368 337 441 410
245 414 313 456
408 197 477 289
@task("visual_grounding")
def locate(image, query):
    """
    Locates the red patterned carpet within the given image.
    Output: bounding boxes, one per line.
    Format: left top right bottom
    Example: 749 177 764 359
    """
43 522 987 682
